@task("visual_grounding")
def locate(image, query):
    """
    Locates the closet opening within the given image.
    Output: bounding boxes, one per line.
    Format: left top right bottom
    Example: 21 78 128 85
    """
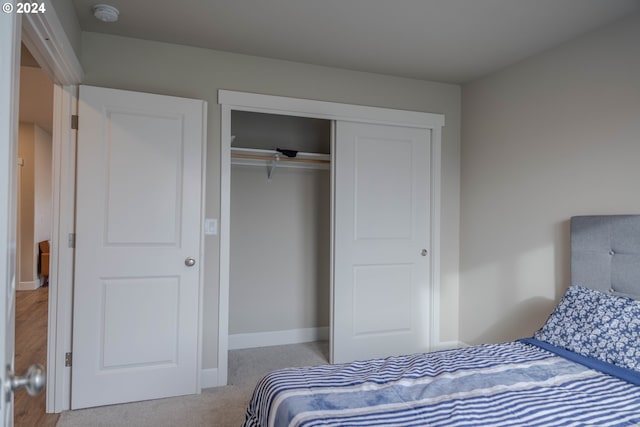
227 111 332 385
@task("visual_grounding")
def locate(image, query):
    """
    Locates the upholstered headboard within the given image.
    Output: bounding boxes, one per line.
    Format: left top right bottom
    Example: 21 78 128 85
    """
571 215 640 300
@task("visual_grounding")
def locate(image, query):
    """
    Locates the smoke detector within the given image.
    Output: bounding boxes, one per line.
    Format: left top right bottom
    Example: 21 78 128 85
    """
93 4 119 22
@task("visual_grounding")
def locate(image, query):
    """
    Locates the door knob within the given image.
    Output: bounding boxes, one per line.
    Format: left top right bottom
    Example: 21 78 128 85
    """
421 249 428 256
185 257 196 267
6 364 45 397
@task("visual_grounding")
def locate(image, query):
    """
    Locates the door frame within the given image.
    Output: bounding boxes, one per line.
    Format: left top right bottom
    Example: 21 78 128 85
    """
217 90 444 386
21 6 83 413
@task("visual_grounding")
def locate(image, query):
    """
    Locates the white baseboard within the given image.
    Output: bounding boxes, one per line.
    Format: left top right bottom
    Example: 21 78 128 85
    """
200 368 219 389
229 327 329 350
17 280 40 291
432 340 468 351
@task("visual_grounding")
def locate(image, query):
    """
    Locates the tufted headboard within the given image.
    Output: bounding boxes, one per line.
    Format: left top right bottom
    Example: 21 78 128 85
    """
571 215 640 300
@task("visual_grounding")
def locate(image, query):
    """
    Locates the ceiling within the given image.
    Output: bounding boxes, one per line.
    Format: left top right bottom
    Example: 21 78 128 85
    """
72 0 640 83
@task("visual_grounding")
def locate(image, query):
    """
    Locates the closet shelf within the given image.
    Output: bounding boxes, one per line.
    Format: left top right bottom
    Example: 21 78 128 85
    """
230 147 330 171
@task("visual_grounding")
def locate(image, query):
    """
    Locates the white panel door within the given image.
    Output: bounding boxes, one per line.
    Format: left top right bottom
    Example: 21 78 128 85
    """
333 121 431 364
72 86 205 409
0 7 20 426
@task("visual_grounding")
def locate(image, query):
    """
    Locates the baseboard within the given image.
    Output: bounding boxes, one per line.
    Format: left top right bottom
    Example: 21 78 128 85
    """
229 327 329 350
432 340 468 351
200 368 218 389
17 280 40 291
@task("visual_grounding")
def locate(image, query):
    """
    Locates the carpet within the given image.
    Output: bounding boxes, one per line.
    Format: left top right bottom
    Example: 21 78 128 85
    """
56 341 329 427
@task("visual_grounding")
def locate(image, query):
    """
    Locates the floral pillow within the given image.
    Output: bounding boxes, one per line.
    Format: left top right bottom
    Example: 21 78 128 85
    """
534 285 640 371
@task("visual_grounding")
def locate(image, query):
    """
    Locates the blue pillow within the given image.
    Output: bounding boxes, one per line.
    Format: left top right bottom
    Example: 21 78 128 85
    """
534 285 640 371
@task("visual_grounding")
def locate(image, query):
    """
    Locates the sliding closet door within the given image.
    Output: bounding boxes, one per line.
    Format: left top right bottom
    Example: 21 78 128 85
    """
333 121 431 364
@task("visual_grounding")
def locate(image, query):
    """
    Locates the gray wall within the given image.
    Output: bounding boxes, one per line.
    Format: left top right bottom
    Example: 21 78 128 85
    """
230 113 331 335
232 111 331 154
50 0 81 56
79 31 462 369
230 166 330 334
460 12 640 345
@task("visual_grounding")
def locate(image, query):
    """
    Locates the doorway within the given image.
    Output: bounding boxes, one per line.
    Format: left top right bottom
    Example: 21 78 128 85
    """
14 43 59 427
2 6 83 417
227 111 332 382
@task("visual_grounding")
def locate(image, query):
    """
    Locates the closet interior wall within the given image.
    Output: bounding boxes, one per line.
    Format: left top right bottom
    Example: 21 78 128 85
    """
229 111 331 348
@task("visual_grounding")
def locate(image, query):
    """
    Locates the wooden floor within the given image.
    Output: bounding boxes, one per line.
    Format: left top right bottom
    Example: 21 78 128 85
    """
15 286 60 427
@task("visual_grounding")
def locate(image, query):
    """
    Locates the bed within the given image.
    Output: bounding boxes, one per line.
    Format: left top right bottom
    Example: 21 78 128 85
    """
243 215 640 426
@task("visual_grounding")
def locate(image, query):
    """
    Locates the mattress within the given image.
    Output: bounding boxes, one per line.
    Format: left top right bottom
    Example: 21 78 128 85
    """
243 340 640 427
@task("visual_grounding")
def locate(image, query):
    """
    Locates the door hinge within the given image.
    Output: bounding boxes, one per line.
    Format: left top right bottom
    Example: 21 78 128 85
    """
68 233 76 248
65 352 72 367
71 114 79 130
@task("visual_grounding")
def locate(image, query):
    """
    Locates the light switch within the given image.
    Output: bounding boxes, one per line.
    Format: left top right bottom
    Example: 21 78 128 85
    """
204 218 218 235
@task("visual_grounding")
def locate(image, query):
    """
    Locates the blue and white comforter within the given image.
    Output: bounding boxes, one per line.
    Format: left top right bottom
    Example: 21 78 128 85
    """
243 340 640 427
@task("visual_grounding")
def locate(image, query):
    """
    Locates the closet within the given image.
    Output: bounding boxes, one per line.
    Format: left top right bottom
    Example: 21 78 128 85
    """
228 111 332 352
218 89 445 386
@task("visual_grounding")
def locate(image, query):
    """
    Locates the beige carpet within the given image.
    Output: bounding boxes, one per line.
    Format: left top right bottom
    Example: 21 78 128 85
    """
56 341 329 427
55 385 254 427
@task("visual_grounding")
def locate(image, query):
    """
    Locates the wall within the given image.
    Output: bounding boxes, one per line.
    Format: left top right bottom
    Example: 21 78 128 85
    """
79 31 462 369
229 112 331 339
17 64 53 290
34 124 52 245
460 12 640 344
18 66 54 133
18 122 52 289
18 124 35 287
49 0 81 57
230 166 330 336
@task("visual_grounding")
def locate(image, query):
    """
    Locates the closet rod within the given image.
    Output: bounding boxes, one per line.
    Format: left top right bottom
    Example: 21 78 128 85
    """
231 153 330 165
